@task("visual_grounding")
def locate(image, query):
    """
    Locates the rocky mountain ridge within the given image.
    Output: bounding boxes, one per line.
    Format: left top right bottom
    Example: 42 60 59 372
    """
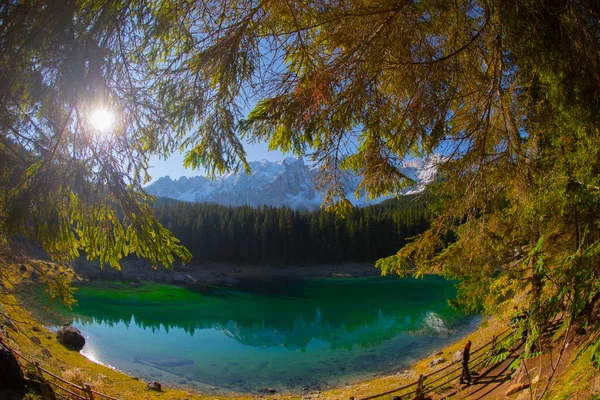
146 156 437 209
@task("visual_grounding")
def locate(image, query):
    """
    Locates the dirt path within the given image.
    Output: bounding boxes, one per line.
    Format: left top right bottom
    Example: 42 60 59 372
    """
431 321 564 399
430 340 525 400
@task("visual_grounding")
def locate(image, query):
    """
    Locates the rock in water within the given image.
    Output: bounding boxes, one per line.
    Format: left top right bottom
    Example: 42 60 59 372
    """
56 324 85 350
147 381 162 391
0 342 25 389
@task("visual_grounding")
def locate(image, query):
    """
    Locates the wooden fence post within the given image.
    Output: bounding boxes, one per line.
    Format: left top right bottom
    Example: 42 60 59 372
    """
491 335 497 353
35 361 53 400
415 374 424 399
83 383 94 399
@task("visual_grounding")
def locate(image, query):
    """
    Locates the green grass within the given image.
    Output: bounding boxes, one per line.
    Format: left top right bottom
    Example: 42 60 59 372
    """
546 342 598 399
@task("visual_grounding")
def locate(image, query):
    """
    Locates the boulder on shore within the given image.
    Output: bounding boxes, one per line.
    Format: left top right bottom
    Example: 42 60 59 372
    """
451 350 463 364
427 357 447 368
56 324 85 351
147 380 162 391
0 342 25 389
4 319 17 331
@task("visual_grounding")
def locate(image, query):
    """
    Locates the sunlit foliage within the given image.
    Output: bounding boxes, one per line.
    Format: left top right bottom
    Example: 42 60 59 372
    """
1 0 600 347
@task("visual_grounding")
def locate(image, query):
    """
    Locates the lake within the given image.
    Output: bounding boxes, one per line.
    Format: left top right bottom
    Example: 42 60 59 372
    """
53 276 477 393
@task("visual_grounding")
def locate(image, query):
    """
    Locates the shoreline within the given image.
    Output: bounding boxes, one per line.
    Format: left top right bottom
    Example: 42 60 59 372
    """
10 286 505 400
73 258 384 287
7 260 498 400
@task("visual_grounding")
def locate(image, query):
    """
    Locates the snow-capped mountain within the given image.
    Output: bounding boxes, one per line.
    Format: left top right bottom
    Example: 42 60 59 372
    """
146 156 437 210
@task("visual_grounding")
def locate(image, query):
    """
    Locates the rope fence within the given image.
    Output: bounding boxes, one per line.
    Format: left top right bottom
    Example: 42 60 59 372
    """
351 327 514 400
1 337 119 400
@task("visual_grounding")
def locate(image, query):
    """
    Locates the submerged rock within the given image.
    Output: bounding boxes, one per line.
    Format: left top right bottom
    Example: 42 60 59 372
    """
134 356 194 368
56 323 85 350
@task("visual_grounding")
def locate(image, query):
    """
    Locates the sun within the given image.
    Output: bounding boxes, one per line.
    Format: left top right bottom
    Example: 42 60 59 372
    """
89 109 115 132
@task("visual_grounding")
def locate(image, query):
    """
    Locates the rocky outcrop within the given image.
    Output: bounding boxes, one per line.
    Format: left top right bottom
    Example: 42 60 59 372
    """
56 324 85 350
0 342 25 389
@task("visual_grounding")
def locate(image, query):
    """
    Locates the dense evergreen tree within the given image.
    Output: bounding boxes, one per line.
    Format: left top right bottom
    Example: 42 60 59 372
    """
153 195 432 264
154 194 433 264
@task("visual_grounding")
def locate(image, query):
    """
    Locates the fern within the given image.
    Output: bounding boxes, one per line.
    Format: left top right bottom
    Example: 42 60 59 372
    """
487 351 510 366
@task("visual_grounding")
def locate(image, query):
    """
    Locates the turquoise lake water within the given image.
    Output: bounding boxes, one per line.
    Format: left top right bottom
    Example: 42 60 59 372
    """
57 276 477 393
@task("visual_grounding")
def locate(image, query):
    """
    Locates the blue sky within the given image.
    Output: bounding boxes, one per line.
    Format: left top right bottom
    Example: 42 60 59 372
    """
148 140 287 183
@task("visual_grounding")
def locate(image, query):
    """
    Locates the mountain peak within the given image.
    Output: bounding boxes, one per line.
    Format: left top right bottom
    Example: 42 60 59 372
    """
282 156 303 165
146 157 435 209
